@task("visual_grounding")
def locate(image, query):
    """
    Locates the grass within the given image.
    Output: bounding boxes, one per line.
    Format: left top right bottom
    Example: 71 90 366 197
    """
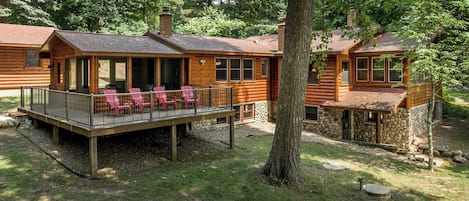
1 128 468 201
0 96 20 113
443 88 469 118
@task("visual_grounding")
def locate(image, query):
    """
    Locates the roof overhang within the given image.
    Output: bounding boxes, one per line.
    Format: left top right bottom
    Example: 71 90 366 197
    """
322 87 407 114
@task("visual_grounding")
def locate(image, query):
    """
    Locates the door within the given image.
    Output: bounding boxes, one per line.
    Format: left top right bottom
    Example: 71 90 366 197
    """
342 110 351 140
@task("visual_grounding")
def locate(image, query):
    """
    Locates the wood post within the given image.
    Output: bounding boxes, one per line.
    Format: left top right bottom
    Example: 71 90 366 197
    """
32 119 40 128
171 125 177 161
376 112 381 144
350 110 354 141
89 137 98 176
52 126 59 145
229 115 234 149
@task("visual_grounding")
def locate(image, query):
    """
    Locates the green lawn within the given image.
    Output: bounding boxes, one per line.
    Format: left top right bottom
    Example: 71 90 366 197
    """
1 128 467 201
0 96 20 113
444 88 469 118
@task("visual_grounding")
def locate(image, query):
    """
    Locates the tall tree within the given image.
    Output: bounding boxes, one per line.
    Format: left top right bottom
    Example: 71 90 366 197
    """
0 0 56 26
262 0 314 185
398 0 469 171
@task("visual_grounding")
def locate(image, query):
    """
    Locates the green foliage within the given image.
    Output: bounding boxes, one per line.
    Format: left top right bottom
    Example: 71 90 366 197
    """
175 7 247 38
443 88 469 118
0 0 56 27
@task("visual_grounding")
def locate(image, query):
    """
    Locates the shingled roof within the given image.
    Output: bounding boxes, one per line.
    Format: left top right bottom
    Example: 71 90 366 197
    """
51 30 181 55
147 32 277 55
0 23 54 47
311 29 360 54
352 32 418 53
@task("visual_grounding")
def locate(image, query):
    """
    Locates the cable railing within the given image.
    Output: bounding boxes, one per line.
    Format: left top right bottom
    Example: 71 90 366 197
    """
20 85 233 128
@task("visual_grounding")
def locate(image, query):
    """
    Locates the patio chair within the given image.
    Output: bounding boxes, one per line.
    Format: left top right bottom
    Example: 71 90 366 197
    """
129 88 151 113
153 86 177 110
103 89 132 117
180 86 200 109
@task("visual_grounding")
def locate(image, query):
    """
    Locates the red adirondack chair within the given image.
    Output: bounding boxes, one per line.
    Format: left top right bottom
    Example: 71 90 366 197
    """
181 86 200 109
129 88 151 113
103 89 132 117
153 86 177 110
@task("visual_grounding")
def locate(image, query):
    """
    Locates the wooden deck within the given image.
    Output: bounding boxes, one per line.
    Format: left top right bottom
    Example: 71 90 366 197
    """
19 86 235 177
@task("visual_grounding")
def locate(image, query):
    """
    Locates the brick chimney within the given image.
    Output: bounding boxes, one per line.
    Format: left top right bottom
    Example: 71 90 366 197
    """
347 10 356 27
159 6 172 37
277 19 285 51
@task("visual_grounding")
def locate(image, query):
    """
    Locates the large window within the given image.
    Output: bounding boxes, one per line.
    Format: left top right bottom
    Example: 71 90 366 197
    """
261 58 268 77
372 57 385 82
356 57 368 81
342 60 349 84
98 59 111 88
388 58 403 82
230 58 241 81
305 106 318 121
243 59 254 81
216 58 228 81
98 58 127 92
243 104 254 120
308 65 319 84
66 58 76 91
26 49 39 67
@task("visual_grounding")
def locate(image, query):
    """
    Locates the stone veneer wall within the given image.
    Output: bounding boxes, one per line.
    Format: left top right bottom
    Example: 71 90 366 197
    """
255 101 270 122
409 101 443 138
303 108 342 138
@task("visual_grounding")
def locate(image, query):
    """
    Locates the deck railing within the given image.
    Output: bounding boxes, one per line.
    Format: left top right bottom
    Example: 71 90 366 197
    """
20 85 233 128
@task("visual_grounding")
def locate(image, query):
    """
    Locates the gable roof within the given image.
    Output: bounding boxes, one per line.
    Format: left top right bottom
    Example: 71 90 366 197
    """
352 32 417 53
41 30 181 55
311 29 360 54
146 32 277 55
0 23 54 47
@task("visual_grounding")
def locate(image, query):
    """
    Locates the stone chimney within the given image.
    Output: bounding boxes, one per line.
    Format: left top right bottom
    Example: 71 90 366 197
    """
159 6 172 37
347 10 356 27
277 19 285 51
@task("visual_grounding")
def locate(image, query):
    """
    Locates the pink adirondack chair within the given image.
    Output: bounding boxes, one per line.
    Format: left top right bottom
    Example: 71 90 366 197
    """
103 89 132 117
153 86 177 110
129 88 151 113
181 86 200 109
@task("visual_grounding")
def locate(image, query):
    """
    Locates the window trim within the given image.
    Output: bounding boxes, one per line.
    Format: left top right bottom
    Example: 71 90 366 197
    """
215 57 228 82
242 103 255 120
304 105 319 122
341 60 350 84
371 57 385 82
388 58 403 83
356 57 369 82
242 58 254 81
261 58 269 78
229 58 241 82
25 49 40 67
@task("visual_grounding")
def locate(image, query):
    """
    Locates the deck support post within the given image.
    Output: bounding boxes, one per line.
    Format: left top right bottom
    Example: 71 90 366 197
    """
171 125 177 161
52 125 59 145
229 115 234 149
89 136 98 177
32 119 40 128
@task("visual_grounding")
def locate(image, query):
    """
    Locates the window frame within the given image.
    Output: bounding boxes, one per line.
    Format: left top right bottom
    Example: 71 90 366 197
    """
242 103 255 120
261 58 269 78
341 60 350 84
356 57 369 82
388 57 403 83
26 49 40 67
304 105 319 121
215 57 228 82
365 112 378 124
230 58 241 82
243 58 254 81
371 57 385 82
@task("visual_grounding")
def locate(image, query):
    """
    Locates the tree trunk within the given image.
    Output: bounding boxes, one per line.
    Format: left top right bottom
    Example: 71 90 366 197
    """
427 79 436 171
262 0 314 185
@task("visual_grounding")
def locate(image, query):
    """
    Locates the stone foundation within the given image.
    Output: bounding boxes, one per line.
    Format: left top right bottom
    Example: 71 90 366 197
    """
409 101 443 138
255 101 270 122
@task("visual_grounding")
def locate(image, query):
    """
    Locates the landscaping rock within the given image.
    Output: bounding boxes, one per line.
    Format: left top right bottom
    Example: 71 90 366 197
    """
435 146 449 153
415 155 425 162
423 149 440 157
452 150 463 157
453 156 467 163
441 151 453 158
408 155 416 161
396 148 407 155
463 153 469 160
0 116 17 128
418 143 429 151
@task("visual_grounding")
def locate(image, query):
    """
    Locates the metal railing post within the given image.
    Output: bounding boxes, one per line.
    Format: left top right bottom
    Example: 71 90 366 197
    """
20 86 24 108
43 88 47 114
208 85 212 107
65 90 69 121
90 94 94 127
194 89 197 114
230 87 233 109
149 91 153 121
30 87 33 110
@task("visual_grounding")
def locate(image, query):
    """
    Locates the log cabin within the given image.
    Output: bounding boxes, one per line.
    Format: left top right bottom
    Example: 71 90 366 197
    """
0 23 54 89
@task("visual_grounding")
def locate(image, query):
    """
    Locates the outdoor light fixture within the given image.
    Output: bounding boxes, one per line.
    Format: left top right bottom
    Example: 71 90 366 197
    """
199 59 206 65
311 67 318 73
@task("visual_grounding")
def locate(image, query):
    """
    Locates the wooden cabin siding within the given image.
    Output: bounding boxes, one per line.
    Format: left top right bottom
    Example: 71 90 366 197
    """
189 55 270 104
0 46 50 89
407 84 443 108
305 57 337 105
336 55 351 100
271 57 280 101
50 41 75 90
